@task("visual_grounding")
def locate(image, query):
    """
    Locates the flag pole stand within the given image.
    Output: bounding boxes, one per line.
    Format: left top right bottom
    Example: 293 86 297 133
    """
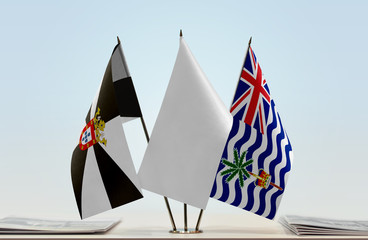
168 201 203 234
169 204 203 234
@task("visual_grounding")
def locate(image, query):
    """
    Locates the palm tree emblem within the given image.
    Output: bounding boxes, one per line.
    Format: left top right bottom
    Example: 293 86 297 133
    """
220 148 253 188
221 148 283 191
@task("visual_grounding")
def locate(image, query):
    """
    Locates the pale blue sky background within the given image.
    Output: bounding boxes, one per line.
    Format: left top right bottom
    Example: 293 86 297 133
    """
0 0 367 223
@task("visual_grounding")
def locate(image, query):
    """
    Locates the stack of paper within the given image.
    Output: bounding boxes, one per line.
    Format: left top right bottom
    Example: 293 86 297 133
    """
279 215 368 236
0 216 119 234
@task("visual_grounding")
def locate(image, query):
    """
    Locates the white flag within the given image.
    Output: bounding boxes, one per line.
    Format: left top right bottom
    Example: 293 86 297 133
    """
138 37 232 209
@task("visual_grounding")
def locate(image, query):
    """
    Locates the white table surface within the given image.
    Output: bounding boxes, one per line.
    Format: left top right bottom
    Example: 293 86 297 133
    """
0 213 366 240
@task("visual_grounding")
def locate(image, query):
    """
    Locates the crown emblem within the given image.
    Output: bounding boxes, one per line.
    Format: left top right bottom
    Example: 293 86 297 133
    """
79 107 107 150
93 108 107 146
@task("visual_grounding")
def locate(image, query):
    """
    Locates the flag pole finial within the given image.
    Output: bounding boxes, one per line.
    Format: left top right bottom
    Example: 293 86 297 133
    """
248 37 252 46
117 36 121 44
180 29 183 37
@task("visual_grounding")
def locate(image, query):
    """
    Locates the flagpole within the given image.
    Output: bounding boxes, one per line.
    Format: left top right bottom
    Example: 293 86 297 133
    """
177 29 203 234
230 37 252 109
116 36 177 232
140 117 177 231
179 30 187 232
195 209 203 231
184 203 188 232
164 195 177 231
180 29 189 233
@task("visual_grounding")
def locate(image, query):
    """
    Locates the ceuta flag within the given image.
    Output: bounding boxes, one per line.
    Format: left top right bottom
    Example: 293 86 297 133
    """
210 44 293 219
71 40 143 219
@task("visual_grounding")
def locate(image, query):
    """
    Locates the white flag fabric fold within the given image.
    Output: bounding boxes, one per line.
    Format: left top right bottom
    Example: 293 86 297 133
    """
138 37 232 209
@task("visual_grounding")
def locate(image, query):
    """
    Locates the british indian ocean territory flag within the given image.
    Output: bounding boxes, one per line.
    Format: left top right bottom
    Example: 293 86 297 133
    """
210 45 293 220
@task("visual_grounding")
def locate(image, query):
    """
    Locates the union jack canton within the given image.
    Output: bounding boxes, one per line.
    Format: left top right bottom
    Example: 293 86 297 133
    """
230 46 271 134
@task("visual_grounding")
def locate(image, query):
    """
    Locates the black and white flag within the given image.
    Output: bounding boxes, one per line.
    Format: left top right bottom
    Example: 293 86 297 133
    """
71 41 143 219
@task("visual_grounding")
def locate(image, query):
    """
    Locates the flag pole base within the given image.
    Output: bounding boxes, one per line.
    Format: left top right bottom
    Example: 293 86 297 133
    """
169 229 203 234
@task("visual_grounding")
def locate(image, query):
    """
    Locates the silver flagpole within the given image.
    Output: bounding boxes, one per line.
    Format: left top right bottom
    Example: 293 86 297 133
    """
180 29 190 234
140 116 177 232
195 209 203 231
230 37 252 109
184 203 188 232
116 36 177 232
176 30 203 234
164 196 177 231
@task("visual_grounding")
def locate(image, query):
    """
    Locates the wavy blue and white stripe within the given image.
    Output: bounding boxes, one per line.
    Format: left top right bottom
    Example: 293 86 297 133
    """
210 100 293 219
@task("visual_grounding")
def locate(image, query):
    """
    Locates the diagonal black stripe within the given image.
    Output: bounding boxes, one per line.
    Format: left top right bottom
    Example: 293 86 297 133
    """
94 60 120 123
71 146 88 219
113 77 142 118
93 143 143 208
